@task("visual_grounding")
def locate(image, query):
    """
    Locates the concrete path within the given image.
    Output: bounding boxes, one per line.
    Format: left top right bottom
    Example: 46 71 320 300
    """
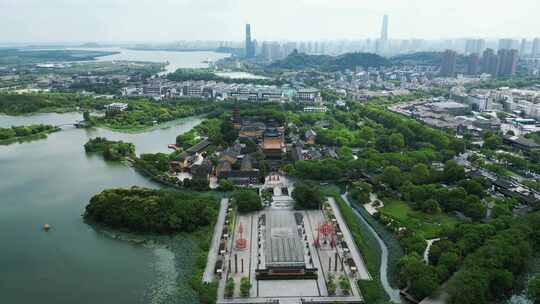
203 198 229 283
423 238 441 264
341 193 403 303
327 197 371 280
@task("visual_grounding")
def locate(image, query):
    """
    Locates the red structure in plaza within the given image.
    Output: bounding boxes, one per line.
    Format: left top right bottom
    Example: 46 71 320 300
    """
314 221 335 249
235 223 247 250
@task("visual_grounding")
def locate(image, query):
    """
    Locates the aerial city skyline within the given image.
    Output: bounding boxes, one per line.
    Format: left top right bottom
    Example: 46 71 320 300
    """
2 2 540 304
238 15 540 70
1 0 540 42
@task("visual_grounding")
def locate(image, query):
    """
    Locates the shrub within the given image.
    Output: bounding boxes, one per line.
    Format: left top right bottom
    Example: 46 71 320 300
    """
225 278 235 298
240 277 251 297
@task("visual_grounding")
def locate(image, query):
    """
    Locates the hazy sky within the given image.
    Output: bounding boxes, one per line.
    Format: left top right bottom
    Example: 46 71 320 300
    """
1 0 539 43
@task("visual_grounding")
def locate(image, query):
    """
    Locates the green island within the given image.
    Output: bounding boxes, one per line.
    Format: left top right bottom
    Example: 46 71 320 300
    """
84 137 135 161
0 124 60 145
83 187 220 303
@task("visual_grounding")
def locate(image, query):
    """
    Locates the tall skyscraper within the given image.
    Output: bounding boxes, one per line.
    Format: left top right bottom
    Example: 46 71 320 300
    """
497 49 519 76
467 53 481 75
532 38 540 56
465 39 486 54
520 39 528 56
465 39 477 54
482 48 499 76
440 50 457 77
499 39 516 50
245 24 255 58
381 15 389 41
377 15 389 55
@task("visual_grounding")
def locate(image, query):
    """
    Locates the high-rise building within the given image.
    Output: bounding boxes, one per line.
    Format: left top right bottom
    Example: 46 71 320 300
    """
482 48 499 76
497 49 519 76
261 42 270 61
245 24 255 58
440 50 457 77
532 38 540 56
499 39 517 50
467 53 481 75
381 15 389 41
377 15 389 55
465 39 485 54
520 39 528 56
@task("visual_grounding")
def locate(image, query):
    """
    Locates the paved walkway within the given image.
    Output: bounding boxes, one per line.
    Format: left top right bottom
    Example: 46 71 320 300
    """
423 238 441 264
341 193 403 303
203 198 229 283
304 210 329 296
327 197 371 280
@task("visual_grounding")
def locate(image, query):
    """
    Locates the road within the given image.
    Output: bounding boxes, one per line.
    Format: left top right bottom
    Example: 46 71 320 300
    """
341 193 402 303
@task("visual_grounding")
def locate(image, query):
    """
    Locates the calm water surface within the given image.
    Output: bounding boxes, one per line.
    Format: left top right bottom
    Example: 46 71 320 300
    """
0 113 203 304
74 47 230 74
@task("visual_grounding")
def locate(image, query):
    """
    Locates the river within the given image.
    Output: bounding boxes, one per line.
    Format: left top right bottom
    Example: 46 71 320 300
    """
0 113 204 304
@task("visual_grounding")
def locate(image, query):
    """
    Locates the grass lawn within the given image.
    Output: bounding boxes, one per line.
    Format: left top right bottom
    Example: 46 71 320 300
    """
380 200 460 239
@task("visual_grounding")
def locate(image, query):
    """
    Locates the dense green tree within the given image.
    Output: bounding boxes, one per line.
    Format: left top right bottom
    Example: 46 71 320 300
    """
483 132 502 150
231 190 262 213
218 179 235 192
184 177 210 191
448 269 490 304
380 166 403 189
442 160 466 184
84 137 135 161
221 120 238 144
529 275 540 304
419 199 441 214
84 187 218 233
350 181 372 205
292 181 323 209
388 133 405 151
411 163 431 184
397 253 439 300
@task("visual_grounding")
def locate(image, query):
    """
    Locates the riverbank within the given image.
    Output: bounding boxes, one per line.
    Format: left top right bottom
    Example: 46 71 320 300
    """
0 126 61 145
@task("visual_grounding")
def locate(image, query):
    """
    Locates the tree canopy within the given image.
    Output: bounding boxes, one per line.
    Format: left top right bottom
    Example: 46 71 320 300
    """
84 187 218 233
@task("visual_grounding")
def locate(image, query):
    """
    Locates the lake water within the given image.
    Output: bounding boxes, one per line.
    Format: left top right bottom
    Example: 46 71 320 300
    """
73 47 230 74
215 71 268 80
69 47 265 78
0 113 204 304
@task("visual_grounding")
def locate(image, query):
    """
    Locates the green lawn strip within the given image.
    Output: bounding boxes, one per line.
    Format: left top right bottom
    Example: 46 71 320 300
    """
379 199 460 239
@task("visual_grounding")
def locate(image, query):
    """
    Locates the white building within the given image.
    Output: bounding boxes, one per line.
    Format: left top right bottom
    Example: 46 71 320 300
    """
105 103 128 112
